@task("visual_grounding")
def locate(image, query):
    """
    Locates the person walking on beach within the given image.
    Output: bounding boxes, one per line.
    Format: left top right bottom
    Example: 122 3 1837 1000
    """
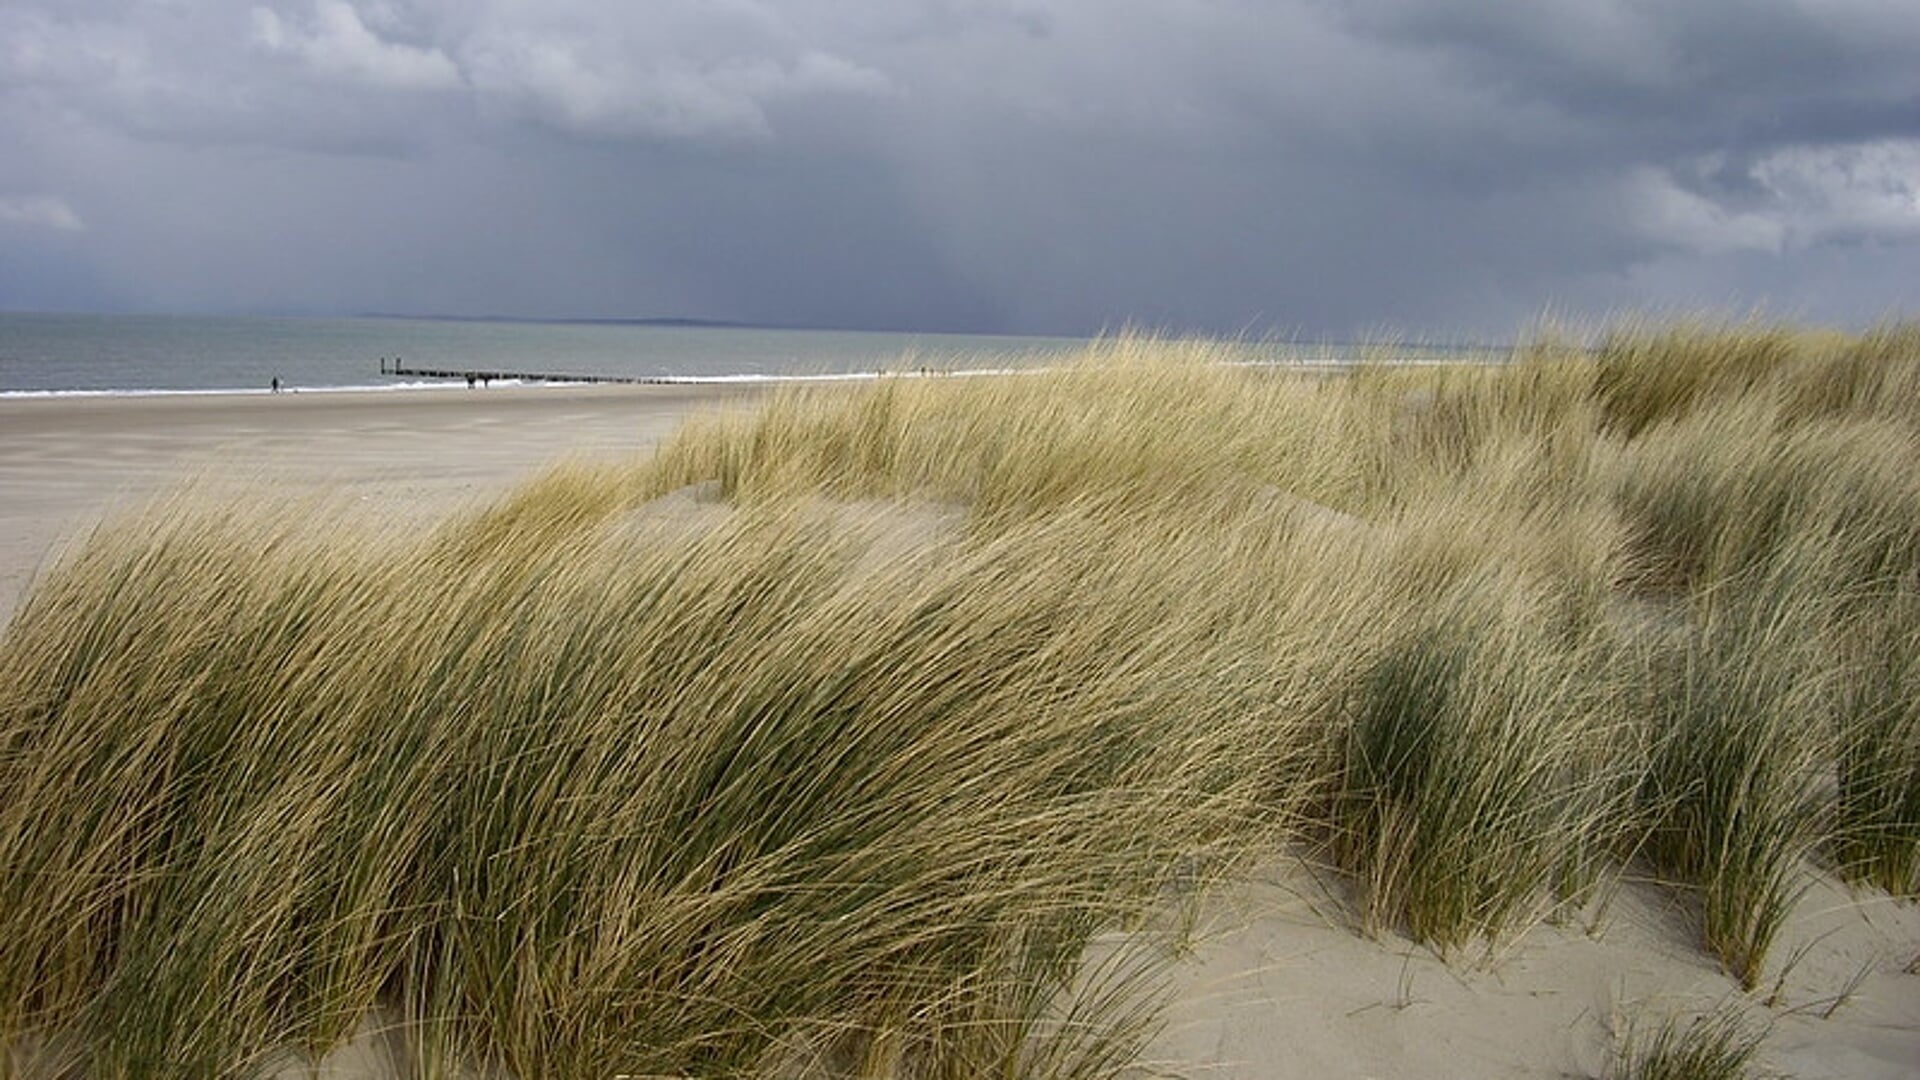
270 376 281 394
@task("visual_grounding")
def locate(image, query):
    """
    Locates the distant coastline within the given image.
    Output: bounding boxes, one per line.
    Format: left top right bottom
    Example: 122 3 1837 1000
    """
352 312 767 331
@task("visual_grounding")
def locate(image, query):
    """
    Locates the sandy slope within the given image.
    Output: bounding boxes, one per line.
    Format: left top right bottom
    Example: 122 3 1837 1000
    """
1134 857 1919 1079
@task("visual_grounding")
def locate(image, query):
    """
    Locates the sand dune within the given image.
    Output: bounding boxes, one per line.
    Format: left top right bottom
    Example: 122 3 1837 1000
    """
3 384 1916 1079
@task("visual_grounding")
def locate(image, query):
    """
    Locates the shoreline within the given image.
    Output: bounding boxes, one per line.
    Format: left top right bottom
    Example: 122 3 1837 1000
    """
0 371 897 400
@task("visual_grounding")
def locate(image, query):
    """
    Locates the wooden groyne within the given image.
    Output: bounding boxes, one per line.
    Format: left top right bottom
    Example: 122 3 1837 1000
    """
380 358 677 385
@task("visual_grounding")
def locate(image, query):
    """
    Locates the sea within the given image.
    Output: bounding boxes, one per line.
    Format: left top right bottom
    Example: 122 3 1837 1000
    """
0 311 1486 398
0 312 1121 397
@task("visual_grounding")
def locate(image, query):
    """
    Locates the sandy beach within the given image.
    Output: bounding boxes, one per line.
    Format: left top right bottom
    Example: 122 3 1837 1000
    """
0 384 765 628
2 381 1916 1080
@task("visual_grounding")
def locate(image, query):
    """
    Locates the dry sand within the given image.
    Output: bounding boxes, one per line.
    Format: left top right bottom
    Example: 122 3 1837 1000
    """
2 387 1916 1079
1134 858 1920 1079
0 384 764 627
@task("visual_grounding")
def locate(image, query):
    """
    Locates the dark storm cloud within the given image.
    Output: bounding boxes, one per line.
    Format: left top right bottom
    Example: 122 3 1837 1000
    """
1331 0 1920 161
2 0 1916 335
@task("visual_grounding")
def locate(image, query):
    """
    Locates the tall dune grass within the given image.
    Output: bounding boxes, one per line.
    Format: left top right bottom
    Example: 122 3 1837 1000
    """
1832 585 1920 897
2 320 1916 1076
1635 548 1839 989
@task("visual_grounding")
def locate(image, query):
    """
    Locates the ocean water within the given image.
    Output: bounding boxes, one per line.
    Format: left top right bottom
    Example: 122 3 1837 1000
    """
0 312 1092 396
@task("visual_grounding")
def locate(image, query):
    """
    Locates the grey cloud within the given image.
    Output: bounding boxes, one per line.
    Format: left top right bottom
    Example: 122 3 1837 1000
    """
461 35 891 142
4 1 893 148
0 194 84 231
1328 0 1920 157
0 3 457 154
1 0 1917 337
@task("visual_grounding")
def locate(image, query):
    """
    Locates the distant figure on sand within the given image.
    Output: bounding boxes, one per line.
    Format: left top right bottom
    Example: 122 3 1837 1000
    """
270 376 281 394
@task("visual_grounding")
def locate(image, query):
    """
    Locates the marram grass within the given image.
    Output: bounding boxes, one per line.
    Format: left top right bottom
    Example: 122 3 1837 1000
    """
1613 1003 1763 1080
2 321 1917 1076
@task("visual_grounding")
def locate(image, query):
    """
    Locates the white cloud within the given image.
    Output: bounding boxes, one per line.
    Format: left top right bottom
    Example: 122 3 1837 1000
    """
1625 167 1786 255
1751 138 1920 245
1631 138 1920 259
251 1 460 92
0 195 85 231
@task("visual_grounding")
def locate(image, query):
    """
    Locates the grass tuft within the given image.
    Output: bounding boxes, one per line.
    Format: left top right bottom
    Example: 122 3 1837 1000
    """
1614 1004 1764 1080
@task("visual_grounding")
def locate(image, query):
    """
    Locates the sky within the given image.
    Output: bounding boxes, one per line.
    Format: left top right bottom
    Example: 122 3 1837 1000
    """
1 0 1916 339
